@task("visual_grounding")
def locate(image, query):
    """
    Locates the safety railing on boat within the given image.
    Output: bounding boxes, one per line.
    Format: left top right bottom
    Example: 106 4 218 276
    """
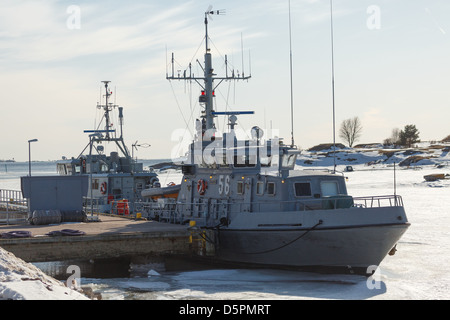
352 195 404 208
133 194 404 222
80 194 404 222
83 195 139 217
83 196 101 216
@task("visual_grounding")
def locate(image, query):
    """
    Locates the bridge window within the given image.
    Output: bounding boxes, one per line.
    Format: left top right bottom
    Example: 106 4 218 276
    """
256 181 264 195
281 154 296 169
267 182 276 195
237 181 244 195
321 181 339 196
57 164 67 175
294 182 311 197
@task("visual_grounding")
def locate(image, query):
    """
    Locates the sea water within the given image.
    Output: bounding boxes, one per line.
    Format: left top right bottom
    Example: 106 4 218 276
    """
0 160 171 190
1 161 450 300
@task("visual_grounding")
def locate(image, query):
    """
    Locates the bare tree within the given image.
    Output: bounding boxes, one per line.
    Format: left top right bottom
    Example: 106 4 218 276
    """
339 116 362 147
383 128 401 146
391 128 400 145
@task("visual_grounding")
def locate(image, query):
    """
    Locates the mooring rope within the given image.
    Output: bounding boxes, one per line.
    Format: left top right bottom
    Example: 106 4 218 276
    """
234 220 323 255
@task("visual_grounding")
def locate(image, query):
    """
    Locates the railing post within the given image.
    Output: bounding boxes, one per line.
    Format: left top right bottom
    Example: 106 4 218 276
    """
6 201 9 225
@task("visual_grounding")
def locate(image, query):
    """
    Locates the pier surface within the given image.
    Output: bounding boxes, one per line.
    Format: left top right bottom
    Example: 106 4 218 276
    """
0 215 190 263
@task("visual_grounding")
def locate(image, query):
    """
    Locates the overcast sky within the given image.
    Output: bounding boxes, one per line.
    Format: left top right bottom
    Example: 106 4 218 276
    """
1 0 449 161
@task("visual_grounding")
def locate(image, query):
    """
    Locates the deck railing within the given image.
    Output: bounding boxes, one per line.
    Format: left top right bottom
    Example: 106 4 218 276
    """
79 194 404 222
352 195 404 208
133 194 404 222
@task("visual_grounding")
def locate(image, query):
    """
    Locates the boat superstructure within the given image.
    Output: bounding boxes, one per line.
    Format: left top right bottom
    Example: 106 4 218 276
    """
56 81 159 214
141 9 410 274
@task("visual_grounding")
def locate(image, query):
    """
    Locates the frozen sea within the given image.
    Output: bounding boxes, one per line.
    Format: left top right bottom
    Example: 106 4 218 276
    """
84 164 450 300
1 160 449 300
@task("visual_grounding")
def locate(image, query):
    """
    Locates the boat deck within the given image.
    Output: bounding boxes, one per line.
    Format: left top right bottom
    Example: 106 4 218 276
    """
0 215 190 263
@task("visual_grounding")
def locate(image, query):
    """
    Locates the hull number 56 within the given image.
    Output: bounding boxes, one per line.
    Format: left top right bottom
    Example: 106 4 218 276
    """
218 175 230 195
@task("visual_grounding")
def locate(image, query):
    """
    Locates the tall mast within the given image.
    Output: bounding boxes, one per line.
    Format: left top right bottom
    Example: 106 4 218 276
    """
102 81 112 140
167 8 251 133
203 11 215 130
83 81 130 159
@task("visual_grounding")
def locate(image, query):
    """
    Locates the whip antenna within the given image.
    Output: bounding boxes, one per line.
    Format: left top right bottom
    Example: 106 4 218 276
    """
330 0 337 173
288 0 295 148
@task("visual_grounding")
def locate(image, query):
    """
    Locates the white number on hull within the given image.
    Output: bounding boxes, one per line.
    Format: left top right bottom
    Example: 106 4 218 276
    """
218 175 230 195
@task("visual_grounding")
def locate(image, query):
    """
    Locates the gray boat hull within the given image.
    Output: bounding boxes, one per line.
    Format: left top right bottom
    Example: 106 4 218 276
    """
216 220 409 274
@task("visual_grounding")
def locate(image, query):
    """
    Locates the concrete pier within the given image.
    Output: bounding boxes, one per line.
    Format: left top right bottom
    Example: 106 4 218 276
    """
0 215 191 263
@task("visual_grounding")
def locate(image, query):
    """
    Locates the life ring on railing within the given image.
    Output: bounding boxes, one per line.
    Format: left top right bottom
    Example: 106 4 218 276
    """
197 179 207 195
100 182 107 194
167 182 176 187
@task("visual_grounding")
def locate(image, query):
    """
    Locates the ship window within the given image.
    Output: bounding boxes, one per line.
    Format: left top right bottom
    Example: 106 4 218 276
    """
237 181 244 195
260 156 272 167
233 155 256 168
92 179 99 190
267 182 276 195
256 182 264 195
57 164 67 175
294 182 311 197
282 154 296 168
321 181 339 196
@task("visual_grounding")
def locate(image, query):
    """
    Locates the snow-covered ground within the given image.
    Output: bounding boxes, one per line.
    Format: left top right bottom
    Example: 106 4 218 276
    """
0 247 89 300
298 143 450 168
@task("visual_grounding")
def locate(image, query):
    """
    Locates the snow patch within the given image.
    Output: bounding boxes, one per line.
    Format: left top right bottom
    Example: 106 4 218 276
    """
0 247 89 300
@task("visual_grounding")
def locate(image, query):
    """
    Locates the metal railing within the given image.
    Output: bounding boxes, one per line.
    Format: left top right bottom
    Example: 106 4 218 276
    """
0 189 28 225
352 195 404 208
0 200 28 225
0 189 28 209
83 196 101 216
82 194 139 217
134 194 404 223
80 194 404 223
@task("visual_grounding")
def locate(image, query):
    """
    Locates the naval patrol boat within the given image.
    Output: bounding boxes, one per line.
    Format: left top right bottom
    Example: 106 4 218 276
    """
142 10 410 273
56 81 159 214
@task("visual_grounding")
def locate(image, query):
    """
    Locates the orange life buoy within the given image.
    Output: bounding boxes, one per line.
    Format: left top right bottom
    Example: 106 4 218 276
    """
100 182 107 194
197 179 207 195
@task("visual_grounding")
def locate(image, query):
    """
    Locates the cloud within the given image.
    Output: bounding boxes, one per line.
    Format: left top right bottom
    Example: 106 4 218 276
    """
0 1 196 64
